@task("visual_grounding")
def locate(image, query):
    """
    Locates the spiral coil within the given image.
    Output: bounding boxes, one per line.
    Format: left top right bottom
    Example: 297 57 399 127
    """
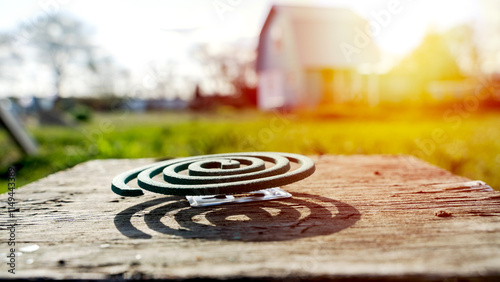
111 152 315 197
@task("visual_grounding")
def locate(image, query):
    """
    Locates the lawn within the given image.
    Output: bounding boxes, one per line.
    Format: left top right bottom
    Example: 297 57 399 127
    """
1 109 500 193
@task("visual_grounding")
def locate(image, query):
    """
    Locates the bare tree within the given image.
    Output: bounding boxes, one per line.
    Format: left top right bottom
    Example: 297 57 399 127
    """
21 14 96 97
144 60 177 98
192 43 256 97
90 53 130 98
444 24 480 76
0 33 23 88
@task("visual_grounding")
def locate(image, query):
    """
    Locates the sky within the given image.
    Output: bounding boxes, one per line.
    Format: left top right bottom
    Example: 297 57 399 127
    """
0 0 495 97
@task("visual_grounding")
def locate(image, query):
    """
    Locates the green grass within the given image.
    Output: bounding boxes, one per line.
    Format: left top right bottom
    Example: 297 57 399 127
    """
2 109 500 193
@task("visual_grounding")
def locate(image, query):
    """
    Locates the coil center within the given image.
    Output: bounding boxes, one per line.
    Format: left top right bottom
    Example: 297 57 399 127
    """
187 157 266 177
199 159 240 170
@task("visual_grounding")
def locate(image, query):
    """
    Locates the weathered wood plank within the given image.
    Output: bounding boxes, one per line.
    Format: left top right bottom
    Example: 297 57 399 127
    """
1 155 499 280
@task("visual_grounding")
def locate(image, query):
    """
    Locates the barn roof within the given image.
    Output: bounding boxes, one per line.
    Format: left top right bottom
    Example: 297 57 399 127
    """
257 5 380 70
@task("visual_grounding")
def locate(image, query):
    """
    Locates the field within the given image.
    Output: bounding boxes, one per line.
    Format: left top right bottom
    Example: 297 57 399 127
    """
1 109 500 193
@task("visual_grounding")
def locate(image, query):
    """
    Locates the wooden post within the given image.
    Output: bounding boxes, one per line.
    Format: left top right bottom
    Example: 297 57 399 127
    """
0 98 38 155
1 155 499 280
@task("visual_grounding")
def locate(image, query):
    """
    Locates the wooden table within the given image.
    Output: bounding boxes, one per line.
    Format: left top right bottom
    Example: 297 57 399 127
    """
1 155 500 280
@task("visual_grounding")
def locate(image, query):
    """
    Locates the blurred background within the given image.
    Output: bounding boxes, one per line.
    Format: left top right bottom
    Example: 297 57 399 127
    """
1 0 500 192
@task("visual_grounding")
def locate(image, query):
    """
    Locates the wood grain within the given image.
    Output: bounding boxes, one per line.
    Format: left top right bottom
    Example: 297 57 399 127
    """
1 155 499 280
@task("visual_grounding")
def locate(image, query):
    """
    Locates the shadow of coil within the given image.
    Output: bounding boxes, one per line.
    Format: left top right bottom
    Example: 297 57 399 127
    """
114 192 360 241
